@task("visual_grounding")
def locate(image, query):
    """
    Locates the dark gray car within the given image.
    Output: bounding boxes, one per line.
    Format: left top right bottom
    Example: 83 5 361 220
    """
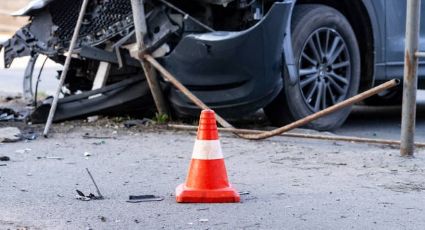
265 0 425 130
0 0 419 130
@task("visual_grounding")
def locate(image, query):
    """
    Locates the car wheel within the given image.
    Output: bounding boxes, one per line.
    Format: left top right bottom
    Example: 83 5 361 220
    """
264 4 361 131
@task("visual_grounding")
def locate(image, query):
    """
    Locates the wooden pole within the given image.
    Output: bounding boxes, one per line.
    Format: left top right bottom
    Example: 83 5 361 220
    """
131 0 169 116
145 54 233 128
168 124 425 148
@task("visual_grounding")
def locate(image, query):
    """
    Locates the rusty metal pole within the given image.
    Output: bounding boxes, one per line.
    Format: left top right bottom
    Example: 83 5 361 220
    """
401 0 421 156
131 0 169 116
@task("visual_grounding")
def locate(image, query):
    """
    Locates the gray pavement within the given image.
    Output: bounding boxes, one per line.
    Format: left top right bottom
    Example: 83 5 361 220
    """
338 102 425 142
1 55 425 229
0 126 425 230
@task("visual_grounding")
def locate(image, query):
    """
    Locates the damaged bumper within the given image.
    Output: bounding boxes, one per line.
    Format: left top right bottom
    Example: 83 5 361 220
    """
163 2 291 118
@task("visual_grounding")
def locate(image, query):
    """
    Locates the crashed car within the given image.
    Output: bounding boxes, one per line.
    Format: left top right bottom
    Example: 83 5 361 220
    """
1 0 418 130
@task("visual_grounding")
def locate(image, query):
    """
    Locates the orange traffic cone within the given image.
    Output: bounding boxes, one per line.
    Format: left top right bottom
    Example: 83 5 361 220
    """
176 109 240 203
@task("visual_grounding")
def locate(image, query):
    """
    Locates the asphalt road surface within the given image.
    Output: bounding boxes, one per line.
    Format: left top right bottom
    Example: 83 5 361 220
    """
1 57 425 229
0 125 425 229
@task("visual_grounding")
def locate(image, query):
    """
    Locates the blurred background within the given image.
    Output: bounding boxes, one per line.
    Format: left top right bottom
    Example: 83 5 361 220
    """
0 0 60 95
0 1 30 36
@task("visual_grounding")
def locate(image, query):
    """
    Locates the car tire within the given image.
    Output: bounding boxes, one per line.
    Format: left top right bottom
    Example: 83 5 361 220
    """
363 86 403 106
264 4 361 131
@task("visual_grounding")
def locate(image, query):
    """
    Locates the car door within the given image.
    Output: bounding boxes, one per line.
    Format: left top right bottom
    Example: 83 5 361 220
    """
386 0 425 81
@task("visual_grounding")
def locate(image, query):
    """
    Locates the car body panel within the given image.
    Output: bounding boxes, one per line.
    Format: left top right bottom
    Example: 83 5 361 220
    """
385 0 425 81
163 2 291 117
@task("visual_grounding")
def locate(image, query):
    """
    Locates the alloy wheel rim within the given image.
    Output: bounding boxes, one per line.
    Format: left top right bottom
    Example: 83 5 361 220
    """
298 28 351 112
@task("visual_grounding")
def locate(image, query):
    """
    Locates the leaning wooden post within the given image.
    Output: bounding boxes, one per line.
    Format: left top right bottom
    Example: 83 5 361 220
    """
130 0 169 116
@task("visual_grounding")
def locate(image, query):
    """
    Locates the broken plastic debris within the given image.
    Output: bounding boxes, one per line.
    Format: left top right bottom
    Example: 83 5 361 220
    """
98 216 107 222
75 169 104 201
21 131 38 141
0 156 10 161
75 189 103 201
37 156 64 160
123 119 153 128
15 148 31 154
92 141 106 145
87 116 99 123
83 133 115 139
0 108 25 121
126 195 164 203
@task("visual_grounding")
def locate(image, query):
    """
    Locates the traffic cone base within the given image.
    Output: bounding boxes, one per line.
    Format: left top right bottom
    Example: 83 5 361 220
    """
176 184 240 203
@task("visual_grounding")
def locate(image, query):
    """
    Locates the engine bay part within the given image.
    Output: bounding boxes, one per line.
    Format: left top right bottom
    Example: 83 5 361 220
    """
30 77 154 123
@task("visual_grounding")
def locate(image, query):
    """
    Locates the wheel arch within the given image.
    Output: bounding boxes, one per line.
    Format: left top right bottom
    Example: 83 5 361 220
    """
285 0 378 92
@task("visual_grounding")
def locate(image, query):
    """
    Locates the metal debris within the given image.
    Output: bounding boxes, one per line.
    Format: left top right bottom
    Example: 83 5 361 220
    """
83 133 115 139
21 131 38 141
123 119 153 128
92 141 106 145
86 168 104 199
75 169 104 201
36 156 64 160
126 195 164 203
75 190 97 201
0 108 24 121
0 156 10 161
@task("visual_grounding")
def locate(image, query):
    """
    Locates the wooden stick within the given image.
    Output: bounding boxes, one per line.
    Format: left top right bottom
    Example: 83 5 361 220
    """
145 54 233 128
168 124 425 148
236 79 400 140
146 53 400 141
131 0 169 116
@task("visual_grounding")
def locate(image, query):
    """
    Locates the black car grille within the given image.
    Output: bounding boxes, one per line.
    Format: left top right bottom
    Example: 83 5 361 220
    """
49 0 133 44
